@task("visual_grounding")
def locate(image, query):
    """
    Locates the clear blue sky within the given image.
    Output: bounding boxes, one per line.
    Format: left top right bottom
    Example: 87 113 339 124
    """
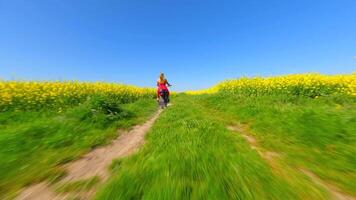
0 0 355 91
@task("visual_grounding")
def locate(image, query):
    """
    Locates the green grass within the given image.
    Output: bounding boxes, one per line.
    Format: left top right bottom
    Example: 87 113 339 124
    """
0 97 157 199
2 91 355 199
55 176 100 193
95 95 330 200
197 93 356 195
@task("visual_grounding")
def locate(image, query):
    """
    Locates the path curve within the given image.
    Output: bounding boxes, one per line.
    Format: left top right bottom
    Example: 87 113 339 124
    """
16 109 162 200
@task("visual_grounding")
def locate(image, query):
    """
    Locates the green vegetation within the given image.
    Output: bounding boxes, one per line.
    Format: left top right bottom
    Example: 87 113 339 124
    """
95 94 356 199
55 176 100 193
1 74 355 199
0 96 157 199
200 93 356 195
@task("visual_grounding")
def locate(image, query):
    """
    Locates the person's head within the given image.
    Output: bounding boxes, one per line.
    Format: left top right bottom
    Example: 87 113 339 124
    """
159 73 165 80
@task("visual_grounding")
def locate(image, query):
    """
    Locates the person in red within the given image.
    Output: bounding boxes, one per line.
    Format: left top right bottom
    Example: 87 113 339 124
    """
157 73 171 101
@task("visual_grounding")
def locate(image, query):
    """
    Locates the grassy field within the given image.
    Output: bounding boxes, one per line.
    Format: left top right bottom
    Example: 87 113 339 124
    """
94 74 355 199
0 96 157 199
94 94 352 199
1 74 355 199
199 93 356 195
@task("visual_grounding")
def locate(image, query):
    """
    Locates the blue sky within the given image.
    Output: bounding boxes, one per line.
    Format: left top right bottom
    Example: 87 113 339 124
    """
0 0 355 91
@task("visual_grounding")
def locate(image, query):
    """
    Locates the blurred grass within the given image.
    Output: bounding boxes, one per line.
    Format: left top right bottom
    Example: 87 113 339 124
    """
55 176 100 193
0 97 157 199
197 93 356 195
95 95 329 200
2 90 355 199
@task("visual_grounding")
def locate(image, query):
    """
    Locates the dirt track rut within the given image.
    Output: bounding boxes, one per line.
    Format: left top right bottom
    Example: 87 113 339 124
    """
227 124 356 200
16 109 162 200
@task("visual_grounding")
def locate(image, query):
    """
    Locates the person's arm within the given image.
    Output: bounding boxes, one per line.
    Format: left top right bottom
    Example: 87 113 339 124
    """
166 80 172 87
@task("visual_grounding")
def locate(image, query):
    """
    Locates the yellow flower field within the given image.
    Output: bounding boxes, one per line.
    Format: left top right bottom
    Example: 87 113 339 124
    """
186 73 356 97
0 81 156 111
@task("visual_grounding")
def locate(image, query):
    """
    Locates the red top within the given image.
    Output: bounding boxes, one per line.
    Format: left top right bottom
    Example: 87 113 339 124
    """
157 79 168 90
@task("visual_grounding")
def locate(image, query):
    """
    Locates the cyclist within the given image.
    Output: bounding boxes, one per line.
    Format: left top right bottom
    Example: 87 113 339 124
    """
157 73 171 102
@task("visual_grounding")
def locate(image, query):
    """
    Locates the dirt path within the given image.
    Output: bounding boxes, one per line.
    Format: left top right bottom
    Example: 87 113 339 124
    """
300 168 356 200
16 109 162 200
227 124 280 162
227 123 356 200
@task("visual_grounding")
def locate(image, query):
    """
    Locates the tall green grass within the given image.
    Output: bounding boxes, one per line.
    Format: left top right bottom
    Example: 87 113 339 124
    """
96 95 328 200
199 93 356 195
0 96 157 199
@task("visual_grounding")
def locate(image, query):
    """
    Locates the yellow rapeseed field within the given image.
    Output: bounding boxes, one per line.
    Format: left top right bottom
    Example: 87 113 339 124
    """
1 74 355 111
186 73 356 97
0 81 156 111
